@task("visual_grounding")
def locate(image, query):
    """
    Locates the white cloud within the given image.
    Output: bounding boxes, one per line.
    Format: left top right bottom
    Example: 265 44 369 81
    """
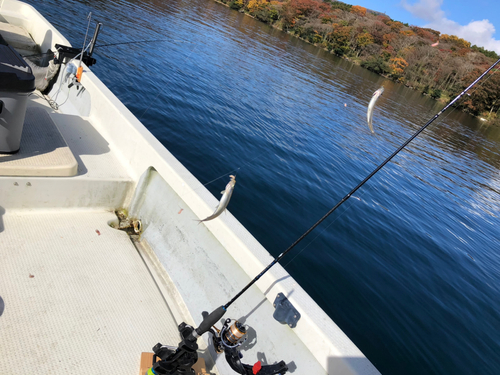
401 0 500 53
401 0 444 23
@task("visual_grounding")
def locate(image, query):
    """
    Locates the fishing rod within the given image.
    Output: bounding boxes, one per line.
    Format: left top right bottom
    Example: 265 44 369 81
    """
94 38 193 48
22 39 191 60
148 58 500 375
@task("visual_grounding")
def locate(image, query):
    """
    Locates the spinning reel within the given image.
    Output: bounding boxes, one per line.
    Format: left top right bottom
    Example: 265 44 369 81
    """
211 319 288 375
149 314 288 375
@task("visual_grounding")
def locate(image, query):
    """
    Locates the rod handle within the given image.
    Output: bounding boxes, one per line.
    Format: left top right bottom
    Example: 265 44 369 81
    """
195 306 226 337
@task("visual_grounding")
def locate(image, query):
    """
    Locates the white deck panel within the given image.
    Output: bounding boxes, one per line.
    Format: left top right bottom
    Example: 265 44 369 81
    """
26 95 132 181
0 210 180 375
0 95 134 210
0 107 78 176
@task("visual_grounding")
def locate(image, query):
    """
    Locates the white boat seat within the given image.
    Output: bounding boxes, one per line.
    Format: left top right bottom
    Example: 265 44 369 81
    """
0 106 78 176
0 21 38 55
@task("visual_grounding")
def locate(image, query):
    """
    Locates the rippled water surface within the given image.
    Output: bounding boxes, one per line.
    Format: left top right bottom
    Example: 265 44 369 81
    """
25 0 500 373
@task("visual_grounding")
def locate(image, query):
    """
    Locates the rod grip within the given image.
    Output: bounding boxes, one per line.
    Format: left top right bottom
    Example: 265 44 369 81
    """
195 306 226 336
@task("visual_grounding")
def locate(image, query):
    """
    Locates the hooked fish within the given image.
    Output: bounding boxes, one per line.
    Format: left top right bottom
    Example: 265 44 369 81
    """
198 175 236 222
367 87 384 133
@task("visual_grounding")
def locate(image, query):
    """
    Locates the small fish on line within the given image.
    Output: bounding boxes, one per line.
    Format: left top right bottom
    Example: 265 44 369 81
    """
198 175 236 223
367 86 384 133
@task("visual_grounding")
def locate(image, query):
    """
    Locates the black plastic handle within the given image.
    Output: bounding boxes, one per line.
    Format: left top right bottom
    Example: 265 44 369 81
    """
195 305 226 337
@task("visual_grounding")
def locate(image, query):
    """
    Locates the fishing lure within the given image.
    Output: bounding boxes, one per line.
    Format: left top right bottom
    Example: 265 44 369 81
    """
367 86 384 133
199 175 236 222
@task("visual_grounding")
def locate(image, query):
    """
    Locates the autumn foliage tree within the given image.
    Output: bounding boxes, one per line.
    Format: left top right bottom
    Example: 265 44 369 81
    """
441 34 471 49
281 0 328 28
352 31 374 56
389 57 409 81
350 5 366 17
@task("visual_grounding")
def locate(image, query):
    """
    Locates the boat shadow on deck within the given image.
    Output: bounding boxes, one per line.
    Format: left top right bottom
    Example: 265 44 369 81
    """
0 104 112 177
48 111 111 176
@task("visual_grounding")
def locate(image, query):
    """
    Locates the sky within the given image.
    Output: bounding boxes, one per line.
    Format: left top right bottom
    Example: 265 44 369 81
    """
348 0 500 53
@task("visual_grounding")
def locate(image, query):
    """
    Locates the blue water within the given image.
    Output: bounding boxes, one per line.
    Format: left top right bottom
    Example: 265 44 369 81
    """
25 0 500 373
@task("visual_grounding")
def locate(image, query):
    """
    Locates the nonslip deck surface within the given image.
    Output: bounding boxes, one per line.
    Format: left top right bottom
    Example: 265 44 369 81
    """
0 210 180 374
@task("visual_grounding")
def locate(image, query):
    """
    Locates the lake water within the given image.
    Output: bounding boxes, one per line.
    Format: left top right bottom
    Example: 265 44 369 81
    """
24 0 500 373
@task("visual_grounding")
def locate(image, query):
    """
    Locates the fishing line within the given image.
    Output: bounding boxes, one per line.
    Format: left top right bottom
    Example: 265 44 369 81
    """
21 39 194 60
198 146 268 187
222 57 500 310
94 39 195 48
173 148 271 208
79 12 92 69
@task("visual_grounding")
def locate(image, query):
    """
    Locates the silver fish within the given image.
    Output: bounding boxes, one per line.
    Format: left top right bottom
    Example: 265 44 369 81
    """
199 175 236 222
367 87 384 133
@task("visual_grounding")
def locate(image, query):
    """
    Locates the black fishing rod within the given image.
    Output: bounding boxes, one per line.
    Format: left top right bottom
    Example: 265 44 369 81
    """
197 57 500 333
94 39 170 48
22 38 191 59
149 60 500 375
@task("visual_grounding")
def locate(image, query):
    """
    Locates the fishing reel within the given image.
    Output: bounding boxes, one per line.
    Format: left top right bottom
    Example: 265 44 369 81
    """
211 318 248 353
149 317 288 375
210 319 288 375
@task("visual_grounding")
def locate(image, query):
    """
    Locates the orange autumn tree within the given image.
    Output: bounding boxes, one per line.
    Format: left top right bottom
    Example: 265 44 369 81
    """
386 20 404 32
389 57 408 81
289 0 326 17
327 23 352 55
350 5 367 17
282 0 327 28
400 29 415 37
441 34 471 49
382 33 396 47
247 0 267 13
353 31 374 56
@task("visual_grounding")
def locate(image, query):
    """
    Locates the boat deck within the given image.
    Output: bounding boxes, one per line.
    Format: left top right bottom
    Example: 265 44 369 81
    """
0 210 182 374
0 22 189 375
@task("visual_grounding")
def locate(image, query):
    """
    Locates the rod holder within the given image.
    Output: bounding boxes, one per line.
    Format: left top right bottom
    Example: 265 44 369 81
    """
88 22 102 58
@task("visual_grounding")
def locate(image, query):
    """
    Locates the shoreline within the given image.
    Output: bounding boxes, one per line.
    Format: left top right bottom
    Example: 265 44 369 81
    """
212 0 497 125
